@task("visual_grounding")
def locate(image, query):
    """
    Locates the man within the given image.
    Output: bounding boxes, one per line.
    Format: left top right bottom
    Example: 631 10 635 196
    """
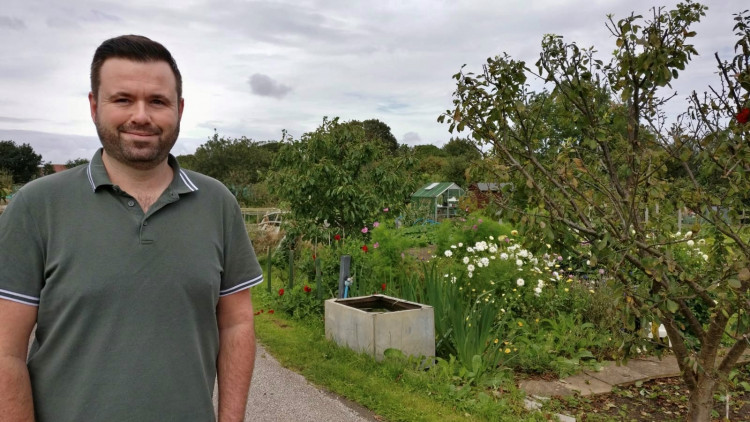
0 35 263 421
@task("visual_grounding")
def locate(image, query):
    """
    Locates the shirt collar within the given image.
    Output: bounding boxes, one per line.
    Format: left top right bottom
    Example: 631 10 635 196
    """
85 148 199 195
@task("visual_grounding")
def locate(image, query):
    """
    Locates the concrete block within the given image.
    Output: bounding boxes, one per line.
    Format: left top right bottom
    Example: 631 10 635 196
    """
325 295 435 361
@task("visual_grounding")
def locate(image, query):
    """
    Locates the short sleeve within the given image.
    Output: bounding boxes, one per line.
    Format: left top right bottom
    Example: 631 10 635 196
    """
0 191 45 306
218 201 263 296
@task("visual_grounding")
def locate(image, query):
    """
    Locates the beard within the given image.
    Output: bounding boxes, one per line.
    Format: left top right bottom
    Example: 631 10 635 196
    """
95 118 180 170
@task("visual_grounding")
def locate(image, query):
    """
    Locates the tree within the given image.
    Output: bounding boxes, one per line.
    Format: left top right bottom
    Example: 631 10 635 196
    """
339 119 400 153
65 158 90 168
0 140 42 183
268 117 416 238
440 2 749 419
177 131 276 205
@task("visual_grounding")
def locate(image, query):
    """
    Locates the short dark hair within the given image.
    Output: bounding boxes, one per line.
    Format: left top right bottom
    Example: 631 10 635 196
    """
90 34 182 99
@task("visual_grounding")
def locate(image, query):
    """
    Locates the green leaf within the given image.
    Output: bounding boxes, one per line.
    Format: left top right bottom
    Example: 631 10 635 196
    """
666 300 679 313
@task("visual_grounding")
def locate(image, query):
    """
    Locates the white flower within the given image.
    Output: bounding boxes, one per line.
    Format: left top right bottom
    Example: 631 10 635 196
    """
489 246 498 253
467 264 475 272
702 254 709 261
500 308 506 313
489 235 494 240
518 249 529 258
458 243 463 247
490 255 496 260
467 247 474 253
480 257 490 267
468 272 473 278
444 274 449 277
476 260 485 268
586 260 591 266
675 231 681 237
474 241 488 252
500 253 509 260
686 240 694 247
516 278 525 287
516 259 523 267
450 244 457 249
462 257 470 265
698 239 706 245
450 276 457 283
684 231 693 238
444 250 453 257
537 279 545 287
534 287 542 296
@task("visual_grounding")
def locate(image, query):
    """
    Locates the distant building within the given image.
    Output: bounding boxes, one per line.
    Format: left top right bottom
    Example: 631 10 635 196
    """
468 182 506 209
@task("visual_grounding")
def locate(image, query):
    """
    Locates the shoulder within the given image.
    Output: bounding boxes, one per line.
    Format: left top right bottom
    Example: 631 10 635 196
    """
14 166 90 200
177 169 240 209
179 169 233 196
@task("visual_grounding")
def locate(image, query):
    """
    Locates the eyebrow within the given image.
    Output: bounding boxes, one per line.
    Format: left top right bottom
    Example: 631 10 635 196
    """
107 91 174 103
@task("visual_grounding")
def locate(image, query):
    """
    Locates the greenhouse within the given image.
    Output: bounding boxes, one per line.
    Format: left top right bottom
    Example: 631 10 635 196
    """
410 182 465 221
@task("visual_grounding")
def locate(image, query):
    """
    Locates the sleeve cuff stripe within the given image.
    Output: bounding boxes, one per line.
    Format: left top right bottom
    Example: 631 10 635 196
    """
0 291 40 307
219 274 264 296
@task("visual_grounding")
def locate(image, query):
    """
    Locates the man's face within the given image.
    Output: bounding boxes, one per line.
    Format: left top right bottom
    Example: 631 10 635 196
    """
89 58 184 170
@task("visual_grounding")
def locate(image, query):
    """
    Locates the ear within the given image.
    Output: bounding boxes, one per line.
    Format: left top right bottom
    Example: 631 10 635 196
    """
177 97 185 121
88 92 97 122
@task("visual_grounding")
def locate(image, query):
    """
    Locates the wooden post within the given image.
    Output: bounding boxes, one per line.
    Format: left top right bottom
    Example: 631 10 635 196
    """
337 255 351 298
315 257 322 299
288 249 294 290
266 246 272 294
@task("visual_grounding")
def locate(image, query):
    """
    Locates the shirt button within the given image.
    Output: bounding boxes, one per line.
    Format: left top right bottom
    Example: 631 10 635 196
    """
143 221 149 226
128 200 135 207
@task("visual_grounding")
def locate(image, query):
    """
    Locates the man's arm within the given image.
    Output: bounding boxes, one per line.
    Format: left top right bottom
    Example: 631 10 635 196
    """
216 289 256 422
0 299 37 422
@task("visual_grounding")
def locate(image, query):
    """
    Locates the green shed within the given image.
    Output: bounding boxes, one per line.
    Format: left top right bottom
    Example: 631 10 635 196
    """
410 182 465 221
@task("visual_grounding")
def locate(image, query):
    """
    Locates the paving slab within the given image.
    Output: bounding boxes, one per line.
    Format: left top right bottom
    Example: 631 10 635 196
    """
559 373 612 396
584 362 649 386
518 380 575 398
637 355 681 377
625 357 681 380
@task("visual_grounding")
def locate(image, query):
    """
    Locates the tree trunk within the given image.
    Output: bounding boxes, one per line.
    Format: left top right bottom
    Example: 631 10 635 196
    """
686 373 717 422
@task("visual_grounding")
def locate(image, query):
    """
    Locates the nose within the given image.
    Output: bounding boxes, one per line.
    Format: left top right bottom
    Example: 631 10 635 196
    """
130 101 151 125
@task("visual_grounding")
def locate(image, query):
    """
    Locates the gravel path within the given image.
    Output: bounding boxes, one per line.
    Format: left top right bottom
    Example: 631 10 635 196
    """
217 342 379 421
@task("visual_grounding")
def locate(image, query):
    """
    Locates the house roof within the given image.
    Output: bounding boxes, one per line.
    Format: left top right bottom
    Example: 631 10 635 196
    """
411 182 464 198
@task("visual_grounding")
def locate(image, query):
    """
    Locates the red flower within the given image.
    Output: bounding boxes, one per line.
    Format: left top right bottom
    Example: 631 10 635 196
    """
254 311 261 316
278 288 285 296
303 285 312 293
381 283 387 291
361 245 368 252
312 253 316 260
737 108 750 124
334 234 341 241
268 309 275 314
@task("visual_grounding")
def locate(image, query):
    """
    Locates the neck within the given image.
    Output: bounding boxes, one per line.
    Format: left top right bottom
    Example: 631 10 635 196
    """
101 151 174 212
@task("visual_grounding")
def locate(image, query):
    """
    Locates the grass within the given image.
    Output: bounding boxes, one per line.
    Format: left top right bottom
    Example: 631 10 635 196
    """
251 285 549 422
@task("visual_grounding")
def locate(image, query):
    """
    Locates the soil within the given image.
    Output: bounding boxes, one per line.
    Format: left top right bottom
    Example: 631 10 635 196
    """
543 362 750 421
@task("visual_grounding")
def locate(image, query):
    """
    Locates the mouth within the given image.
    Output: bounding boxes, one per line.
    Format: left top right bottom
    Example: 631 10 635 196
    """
121 130 159 141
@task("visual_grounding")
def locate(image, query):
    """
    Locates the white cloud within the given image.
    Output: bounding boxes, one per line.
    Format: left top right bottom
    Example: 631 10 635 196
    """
0 0 741 161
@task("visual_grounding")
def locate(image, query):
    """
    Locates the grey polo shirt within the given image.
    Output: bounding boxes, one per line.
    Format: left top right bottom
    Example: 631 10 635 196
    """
0 150 263 421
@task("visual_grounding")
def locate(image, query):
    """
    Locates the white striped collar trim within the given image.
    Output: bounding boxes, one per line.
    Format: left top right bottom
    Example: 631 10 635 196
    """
179 169 199 192
86 161 96 191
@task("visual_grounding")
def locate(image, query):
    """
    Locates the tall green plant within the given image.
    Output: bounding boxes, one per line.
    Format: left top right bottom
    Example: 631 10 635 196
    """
440 3 750 419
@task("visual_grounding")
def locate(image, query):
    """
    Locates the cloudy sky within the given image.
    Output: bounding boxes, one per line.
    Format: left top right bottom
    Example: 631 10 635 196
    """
0 0 743 163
